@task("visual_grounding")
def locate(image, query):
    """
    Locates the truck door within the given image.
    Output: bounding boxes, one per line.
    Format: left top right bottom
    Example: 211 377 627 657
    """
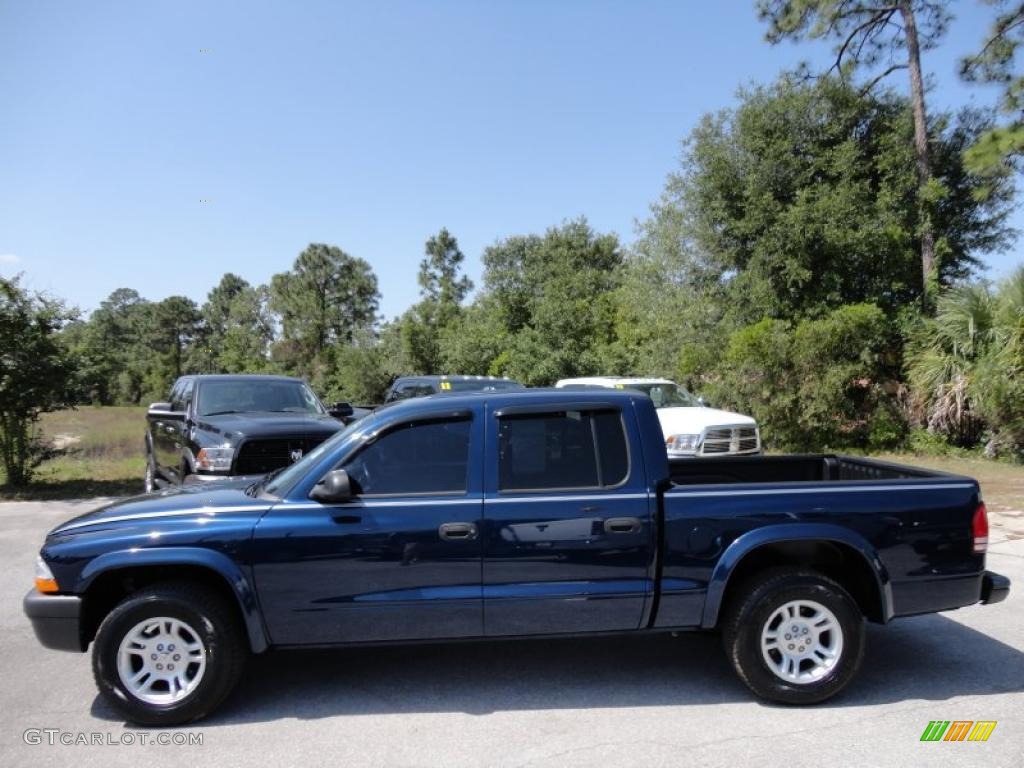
482 402 655 635
251 410 484 644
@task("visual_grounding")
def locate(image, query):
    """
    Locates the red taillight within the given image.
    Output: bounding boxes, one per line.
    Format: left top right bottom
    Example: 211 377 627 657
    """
972 502 989 554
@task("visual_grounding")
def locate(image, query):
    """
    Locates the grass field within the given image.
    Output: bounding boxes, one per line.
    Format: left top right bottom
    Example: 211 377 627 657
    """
2 407 1023 523
0 406 147 499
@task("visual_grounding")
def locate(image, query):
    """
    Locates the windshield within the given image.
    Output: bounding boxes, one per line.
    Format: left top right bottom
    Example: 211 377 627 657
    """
196 380 325 417
261 417 365 497
625 382 701 408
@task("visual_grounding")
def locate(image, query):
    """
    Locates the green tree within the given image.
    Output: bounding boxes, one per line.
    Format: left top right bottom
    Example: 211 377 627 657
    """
399 229 474 373
470 219 622 385
960 1 1024 175
437 298 512 376
196 275 273 373
142 296 202 400
325 330 395 405
418 228 473 305
757 0 952 303
60 288 153 405
660 77 1013 323
218 285 274 373
269 244 380 382
194 273 249 372
0 277 77 486
605 235 727 389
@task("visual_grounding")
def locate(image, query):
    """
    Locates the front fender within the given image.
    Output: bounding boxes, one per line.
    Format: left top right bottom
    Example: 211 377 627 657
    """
700 523 892 629
77 547 268 653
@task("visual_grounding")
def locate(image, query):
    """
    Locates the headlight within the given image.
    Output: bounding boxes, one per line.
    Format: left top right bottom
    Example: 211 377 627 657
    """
195 445 234 471
35 555 58 593
666 434 701 453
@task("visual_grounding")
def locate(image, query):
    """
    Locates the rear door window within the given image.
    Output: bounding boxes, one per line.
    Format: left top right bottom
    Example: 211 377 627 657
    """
497 409 629 491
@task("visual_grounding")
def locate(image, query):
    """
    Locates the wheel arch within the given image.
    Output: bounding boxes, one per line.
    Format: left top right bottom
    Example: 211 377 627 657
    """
701 524 892 629
77 548 268 653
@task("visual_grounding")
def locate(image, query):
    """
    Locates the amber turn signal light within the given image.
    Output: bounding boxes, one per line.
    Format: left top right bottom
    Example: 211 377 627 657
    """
34 556 59 593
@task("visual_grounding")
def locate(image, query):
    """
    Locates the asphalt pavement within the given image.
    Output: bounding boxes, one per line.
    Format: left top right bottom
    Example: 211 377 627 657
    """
1 499 1021 768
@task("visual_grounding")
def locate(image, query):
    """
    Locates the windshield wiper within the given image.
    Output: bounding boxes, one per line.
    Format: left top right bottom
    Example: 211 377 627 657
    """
203 410 243 416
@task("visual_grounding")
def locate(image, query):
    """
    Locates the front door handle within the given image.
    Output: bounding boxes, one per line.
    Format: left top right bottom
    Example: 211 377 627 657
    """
604 517 641 534
331 514 362 525
439 522 478 541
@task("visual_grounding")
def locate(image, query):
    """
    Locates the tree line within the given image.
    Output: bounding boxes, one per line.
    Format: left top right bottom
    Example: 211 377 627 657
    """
3 0 1024 486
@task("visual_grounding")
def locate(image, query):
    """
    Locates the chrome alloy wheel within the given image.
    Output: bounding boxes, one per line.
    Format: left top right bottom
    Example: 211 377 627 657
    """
117 617 207 704
760 599 843 684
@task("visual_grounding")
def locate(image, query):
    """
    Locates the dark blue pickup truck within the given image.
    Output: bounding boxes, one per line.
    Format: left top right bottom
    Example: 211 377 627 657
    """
24 390 1009 725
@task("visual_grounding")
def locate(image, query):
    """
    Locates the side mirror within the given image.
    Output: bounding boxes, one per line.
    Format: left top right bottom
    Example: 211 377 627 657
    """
310 469 353 503
328 401 354 420
148 402 184 419
697 396 709 407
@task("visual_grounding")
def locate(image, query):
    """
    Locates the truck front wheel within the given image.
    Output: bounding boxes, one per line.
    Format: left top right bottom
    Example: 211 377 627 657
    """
721 568 864 705
92 582 247 725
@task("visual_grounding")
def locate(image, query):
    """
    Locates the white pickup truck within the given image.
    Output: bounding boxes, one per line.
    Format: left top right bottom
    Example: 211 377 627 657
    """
554 377 760 458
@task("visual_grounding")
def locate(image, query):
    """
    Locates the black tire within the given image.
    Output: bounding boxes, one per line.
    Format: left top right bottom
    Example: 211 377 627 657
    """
721 568 865 705
92 582 247 725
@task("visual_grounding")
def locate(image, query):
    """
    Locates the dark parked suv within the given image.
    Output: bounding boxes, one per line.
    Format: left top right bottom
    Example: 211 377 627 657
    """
144 374 353 489
384 374 525 403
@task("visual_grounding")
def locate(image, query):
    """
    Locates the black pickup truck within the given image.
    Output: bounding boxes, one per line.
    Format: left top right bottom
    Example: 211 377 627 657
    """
144 374 355 490
26 389 1008 725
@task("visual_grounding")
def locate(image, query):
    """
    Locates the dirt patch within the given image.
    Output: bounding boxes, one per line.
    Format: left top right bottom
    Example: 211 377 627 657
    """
49 433 81 451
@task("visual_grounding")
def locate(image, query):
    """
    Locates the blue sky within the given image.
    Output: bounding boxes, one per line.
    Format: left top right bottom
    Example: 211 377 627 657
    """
0 0 1019 320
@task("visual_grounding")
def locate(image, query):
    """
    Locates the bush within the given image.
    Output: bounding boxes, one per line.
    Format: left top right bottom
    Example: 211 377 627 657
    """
707 304 905 451
707 318 801 448
907 269 1024 458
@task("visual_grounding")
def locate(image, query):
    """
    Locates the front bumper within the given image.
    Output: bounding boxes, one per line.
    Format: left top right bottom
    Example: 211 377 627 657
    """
981 570 1010 605
667 450 764 459
23 589 84 652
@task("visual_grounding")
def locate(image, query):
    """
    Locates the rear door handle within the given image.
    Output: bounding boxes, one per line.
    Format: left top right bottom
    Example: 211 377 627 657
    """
604 517 641 534
439 522 478 541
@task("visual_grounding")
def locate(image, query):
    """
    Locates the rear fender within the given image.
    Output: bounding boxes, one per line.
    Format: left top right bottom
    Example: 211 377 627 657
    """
700 523 892 628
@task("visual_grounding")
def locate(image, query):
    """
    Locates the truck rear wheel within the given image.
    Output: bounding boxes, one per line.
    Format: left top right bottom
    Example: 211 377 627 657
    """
721 568 864 705
92 582 246 725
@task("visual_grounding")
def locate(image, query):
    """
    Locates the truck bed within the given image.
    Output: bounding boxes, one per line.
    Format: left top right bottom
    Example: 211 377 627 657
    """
658 453 982 629
669 454 947 486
